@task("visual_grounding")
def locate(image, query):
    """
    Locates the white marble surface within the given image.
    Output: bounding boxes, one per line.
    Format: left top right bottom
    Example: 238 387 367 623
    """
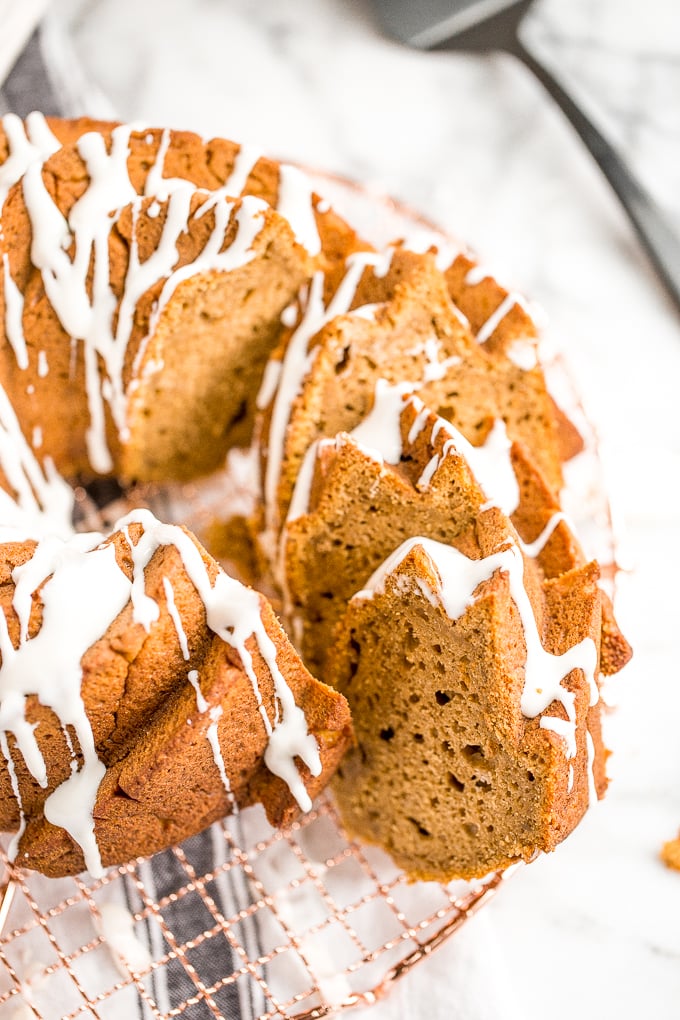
42 0 680 1017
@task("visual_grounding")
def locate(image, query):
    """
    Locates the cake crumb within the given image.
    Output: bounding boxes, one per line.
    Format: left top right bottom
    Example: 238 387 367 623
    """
661 833 680 871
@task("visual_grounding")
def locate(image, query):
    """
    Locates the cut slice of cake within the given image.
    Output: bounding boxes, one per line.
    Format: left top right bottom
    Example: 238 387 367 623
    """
258 248 500 549
257 245 567 567
443 249 585 464
0 510 351 877
19 599 351 878
1 175 311 481
329 535 604 881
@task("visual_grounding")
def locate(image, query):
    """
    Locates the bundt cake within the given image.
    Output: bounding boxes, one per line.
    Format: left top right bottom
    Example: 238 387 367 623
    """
0 112 631 883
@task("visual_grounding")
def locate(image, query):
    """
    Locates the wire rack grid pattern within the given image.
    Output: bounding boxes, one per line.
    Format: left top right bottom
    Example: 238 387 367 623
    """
0 794 508 1019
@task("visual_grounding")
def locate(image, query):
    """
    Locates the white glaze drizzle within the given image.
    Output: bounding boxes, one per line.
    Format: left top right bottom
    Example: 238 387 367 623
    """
0 113 60 213
476 294 517 344
356 536 598 758
519 512 570 558
224 142 262 196
0 382 75 540
162 576 190 659
464 264 489 287
280 301 299 329
277 164 321 256
408 398 519 517
194 142 262 215
407 402 432 445
143 128 192 201
22 124 137 472
2 536 126 875
462 267 542 350
506 337 538 371
539 714 577 759
371 245 395 279
206 704 233 801
256 359 283 411
2 255 28 369
350 379 416 464
187 668 208 713
163 578 214 719
286 436 336 525
349 302 383 322
262 249 389 542
1 114 60 372
476 291 532 345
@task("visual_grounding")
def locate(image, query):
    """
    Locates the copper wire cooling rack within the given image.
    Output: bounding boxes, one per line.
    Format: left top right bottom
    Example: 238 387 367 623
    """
0 796 510 1019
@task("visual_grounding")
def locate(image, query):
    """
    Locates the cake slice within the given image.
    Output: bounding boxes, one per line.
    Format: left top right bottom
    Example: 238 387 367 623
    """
257 246 566 565
443 249 584 463
329 534 604 881
1 179 311 481
258 248 499 547
283 393 514 676
0 510 351 877
19 600 351 878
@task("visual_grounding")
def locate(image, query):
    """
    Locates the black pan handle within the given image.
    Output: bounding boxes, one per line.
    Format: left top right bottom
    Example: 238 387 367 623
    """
516 38 680 312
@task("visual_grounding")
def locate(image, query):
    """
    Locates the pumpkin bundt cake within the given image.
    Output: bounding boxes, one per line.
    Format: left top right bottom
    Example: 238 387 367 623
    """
0 112 630 883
